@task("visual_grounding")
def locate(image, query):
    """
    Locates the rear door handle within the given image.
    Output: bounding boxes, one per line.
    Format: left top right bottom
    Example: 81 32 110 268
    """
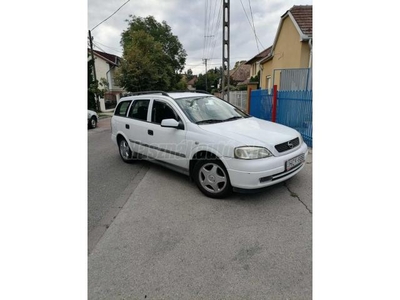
125 124 130 129
148 130 153 136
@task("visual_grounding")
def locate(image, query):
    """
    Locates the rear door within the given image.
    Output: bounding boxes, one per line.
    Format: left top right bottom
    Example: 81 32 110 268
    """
112 100 132 134
124 99 151 155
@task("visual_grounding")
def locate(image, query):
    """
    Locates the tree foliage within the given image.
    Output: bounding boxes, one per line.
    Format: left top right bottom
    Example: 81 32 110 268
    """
117 16 187 92
185 69 194 81
249 70 260 89
195 68 221 93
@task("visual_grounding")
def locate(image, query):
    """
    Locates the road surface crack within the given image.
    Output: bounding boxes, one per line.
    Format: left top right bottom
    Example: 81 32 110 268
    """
284 182 312 214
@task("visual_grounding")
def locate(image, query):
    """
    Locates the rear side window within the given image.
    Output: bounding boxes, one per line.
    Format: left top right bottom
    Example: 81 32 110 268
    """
128 100 150 121
115 101 132 117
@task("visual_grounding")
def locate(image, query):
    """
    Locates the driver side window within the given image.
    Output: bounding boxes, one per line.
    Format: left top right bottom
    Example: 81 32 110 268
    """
151 101 179 124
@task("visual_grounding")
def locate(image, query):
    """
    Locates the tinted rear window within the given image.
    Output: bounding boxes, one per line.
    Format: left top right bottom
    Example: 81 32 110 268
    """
128 100 150 121
115 101 132 117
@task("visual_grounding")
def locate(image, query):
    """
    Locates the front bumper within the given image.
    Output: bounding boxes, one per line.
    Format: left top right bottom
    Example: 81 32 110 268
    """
224 143 308 190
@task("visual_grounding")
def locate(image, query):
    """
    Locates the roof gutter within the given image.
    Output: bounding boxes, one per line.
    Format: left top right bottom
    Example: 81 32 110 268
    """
258 53 273 65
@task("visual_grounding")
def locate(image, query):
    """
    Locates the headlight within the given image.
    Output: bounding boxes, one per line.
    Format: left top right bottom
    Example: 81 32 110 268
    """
234 146 273 159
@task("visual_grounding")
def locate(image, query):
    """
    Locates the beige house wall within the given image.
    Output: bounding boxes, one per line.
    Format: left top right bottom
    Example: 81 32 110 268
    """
260 59 273 91
248 61 261 79
260 16 311 90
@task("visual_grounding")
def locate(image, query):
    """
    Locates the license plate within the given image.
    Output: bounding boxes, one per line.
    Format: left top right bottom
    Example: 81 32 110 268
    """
286 154 305 171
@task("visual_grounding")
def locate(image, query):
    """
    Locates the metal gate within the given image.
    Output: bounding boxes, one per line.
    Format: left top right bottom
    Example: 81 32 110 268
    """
274 68 312 91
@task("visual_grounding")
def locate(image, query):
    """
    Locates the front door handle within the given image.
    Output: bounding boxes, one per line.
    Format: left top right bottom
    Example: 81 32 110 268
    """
125 124 130 129
148 130 153 136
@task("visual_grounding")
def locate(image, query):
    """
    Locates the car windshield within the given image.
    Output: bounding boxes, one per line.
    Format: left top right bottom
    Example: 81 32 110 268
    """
174 96 249 124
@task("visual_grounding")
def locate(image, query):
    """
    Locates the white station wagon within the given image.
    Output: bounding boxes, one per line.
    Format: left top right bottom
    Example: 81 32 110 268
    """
111 91 308 198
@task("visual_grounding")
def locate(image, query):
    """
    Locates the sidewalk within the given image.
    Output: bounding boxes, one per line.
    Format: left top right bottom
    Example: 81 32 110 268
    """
98 111 113 119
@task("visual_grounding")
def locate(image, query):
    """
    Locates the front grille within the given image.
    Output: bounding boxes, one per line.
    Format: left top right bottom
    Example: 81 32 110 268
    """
275 137 300 153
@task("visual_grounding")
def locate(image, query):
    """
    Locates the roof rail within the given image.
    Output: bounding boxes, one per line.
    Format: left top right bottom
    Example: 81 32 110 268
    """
123 91 170 97
122 90 212 98
172 90 211 94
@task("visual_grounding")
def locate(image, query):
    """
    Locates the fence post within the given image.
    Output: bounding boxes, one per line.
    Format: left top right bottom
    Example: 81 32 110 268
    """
272 85 278 122
247 88 252 113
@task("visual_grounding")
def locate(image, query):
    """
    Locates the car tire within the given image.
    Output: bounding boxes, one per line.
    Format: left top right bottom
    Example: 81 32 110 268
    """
118 137 134 163
193 159 232 198
89 116 97 129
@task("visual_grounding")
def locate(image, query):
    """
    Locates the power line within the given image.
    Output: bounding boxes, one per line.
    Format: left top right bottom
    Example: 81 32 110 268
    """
248 0 258 45
91 0 130 31
92 41 108 54
249 0 264 50
203 0 222 61
206 0 220 59
208 1 222 62
239 0 264 52
92 41 123 54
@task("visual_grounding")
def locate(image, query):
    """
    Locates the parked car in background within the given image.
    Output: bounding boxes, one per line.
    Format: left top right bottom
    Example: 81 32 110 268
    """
88 110 98 129
111 91 308 198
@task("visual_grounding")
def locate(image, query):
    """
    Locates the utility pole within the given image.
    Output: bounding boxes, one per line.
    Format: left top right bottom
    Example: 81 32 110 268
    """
88 30 99 111
203 58 208 91
88 0 130 111
221 0 230 102
202 33 213 93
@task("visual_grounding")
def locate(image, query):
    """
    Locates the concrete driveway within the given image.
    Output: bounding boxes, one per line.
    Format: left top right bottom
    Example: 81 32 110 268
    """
89 150 312 299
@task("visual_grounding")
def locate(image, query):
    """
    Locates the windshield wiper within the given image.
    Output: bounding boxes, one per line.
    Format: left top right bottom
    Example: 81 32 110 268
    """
195 119 224 125
196 116 243 124
222 116 243 122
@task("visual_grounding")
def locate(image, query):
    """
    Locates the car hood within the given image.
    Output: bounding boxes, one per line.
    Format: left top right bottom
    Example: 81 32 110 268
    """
198 117 300 148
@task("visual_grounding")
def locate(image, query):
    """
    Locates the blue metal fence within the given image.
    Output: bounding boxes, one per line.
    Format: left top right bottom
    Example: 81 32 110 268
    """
250 89 313 147
249 89 273 121
277 90 312 147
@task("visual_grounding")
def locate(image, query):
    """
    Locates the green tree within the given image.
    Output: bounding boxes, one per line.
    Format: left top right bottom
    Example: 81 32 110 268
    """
117 16 187 92
249 70 260 88
195 67 221 93
186 69 194 81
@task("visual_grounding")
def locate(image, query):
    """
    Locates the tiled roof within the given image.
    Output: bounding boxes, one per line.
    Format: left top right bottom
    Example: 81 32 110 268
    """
230 62 251 82
289 5 312 37
187 76 198 85
246 46 272 65
92 49 120 66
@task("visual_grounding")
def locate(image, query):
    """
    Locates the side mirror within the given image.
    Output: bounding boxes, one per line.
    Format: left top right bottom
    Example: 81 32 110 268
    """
160 118 184 129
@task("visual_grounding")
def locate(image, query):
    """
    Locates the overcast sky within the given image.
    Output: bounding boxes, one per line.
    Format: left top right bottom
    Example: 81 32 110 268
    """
88 0 312 75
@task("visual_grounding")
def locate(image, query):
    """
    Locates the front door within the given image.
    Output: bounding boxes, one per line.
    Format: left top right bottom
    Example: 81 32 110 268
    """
145 100 188 171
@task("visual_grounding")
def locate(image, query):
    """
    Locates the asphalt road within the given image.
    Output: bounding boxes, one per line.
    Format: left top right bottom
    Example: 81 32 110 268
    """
88 116 313 299
88 117 150 252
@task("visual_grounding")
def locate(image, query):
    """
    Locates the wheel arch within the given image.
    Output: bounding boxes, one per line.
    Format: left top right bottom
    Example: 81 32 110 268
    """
116 132 132 150
189 150 223 179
